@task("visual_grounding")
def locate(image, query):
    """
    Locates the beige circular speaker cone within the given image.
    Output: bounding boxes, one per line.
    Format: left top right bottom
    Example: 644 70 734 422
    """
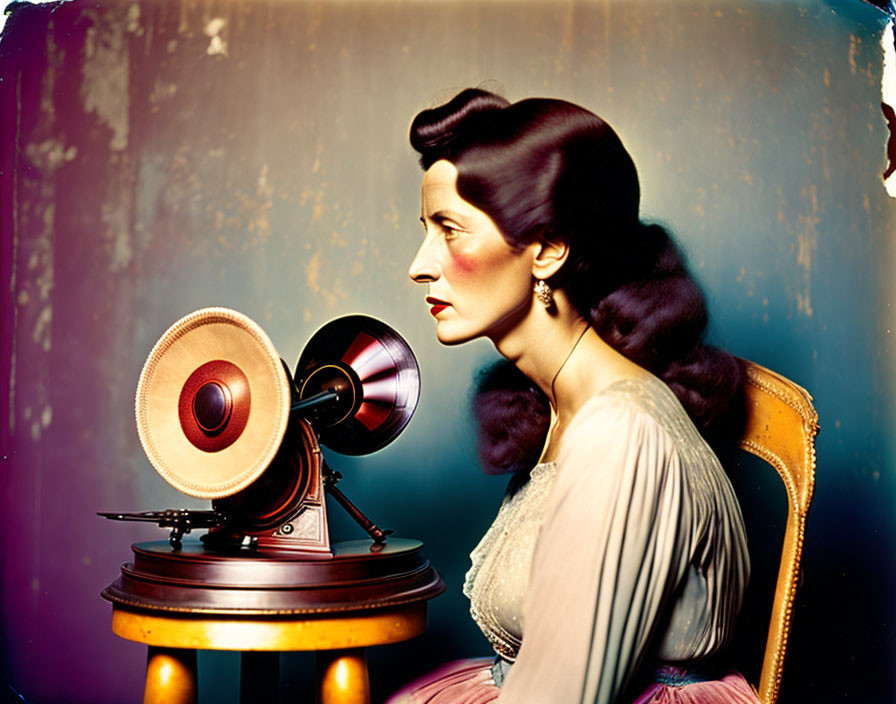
135 307 291 499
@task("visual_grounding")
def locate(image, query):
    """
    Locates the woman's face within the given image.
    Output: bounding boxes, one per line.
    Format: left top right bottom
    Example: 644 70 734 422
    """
409 160 538 345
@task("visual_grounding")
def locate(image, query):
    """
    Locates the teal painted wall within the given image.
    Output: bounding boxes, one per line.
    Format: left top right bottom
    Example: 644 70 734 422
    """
1 1 894 701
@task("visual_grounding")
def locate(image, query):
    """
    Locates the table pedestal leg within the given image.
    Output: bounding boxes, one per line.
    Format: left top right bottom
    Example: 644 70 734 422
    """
241 651 280 703
143 646 197 704
316 648 370 704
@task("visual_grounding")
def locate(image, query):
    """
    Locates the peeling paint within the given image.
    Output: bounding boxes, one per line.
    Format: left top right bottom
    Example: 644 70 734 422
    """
24 139 77 173
795 184 819 318
24 199 56 359
247 163 273 242
177 1 189 34
149 78 177 104
125 4 140 34
82 17 130 151
135 154 167 249
384 200 402 230
204 17 228 57
103 199 133 270
312 190 325 222
304 250 346 308
305 250 322 292
32 306 52 351
205 17 226 36
882 21 896 197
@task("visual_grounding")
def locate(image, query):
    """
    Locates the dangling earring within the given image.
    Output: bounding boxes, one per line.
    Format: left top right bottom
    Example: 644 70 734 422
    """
534 279 554 308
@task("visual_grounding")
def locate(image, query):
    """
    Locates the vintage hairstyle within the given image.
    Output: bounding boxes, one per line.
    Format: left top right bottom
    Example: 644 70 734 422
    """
410 88 743 473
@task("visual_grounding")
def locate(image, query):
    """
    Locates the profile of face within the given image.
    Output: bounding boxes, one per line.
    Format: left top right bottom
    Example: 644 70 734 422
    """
409 160 540 346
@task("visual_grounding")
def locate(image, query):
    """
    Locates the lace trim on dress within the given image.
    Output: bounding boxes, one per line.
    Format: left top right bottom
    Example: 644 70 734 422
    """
463 461 558 661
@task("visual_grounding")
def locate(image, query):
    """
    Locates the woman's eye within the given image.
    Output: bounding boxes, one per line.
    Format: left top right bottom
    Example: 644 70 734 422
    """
443 226 462 242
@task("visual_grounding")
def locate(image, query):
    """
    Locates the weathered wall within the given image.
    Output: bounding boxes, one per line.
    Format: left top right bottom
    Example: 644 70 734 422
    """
1 1 893 702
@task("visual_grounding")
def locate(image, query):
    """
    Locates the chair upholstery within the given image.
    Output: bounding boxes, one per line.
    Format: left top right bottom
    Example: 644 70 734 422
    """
736 359 819 704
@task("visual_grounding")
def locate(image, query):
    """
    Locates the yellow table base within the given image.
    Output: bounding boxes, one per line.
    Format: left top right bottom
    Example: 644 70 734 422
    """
317 649 371 704
113 603 427 704
143 647 197 704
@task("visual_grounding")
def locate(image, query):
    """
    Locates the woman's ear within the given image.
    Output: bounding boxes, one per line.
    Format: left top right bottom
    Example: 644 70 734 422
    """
531 236 569 280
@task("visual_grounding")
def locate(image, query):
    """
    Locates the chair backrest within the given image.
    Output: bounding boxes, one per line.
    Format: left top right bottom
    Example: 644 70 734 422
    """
736 359 819 704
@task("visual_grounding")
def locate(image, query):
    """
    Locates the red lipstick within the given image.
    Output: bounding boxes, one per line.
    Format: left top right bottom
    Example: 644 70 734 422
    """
426 297 449 317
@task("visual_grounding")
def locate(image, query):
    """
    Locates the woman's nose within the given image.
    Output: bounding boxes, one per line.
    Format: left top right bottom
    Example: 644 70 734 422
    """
408 237 439 283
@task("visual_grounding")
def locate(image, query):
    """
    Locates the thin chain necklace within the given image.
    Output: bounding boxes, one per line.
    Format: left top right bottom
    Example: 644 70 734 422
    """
550 323 590 408
538 323 591 462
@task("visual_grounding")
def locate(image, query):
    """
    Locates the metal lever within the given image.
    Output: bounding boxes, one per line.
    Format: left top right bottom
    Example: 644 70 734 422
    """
322 463 392 545
98 509 225 549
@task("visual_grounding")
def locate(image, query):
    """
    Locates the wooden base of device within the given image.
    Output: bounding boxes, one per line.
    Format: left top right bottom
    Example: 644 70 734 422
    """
102 539 444 703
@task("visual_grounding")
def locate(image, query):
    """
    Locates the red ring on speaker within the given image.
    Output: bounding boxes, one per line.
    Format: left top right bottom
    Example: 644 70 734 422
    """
178 360 251 452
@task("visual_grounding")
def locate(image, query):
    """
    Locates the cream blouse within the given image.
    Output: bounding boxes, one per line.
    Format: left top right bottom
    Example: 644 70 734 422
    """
463 376 750 704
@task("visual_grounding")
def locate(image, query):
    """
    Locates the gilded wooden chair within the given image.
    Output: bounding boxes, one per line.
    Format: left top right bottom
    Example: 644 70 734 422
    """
736 359 819 704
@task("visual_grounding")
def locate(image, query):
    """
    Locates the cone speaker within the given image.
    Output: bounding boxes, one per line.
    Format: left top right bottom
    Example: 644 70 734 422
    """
135 307 293 500
295 315 421 456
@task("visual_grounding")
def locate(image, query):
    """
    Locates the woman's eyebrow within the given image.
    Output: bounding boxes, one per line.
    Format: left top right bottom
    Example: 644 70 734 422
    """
428 209 467 224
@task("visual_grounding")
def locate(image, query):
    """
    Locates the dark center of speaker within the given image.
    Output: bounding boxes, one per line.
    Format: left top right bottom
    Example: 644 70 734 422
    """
193 381 232 433
178 360 251 452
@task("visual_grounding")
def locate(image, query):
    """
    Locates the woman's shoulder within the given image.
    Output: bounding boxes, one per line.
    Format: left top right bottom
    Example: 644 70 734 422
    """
548 377 692 506
566 375 687 441
560 375 726 499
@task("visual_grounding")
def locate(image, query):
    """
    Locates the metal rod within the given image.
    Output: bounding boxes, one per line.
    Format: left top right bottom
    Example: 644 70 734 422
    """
322 465 390 544
291 388 340 414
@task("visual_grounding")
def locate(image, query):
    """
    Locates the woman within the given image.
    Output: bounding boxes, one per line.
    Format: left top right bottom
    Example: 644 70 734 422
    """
391 88 759 704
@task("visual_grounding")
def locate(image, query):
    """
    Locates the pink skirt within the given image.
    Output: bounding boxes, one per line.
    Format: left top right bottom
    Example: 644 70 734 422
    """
385 658 499 704
385 658 761 704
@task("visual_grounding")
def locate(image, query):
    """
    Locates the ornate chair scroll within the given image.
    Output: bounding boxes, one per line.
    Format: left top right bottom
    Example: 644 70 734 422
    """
736 359 819 704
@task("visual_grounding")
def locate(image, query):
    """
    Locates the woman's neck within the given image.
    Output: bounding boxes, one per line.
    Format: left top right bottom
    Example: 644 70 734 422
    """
490 289 650 425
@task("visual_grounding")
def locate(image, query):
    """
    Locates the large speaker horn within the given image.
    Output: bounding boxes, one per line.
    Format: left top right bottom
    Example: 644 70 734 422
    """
135 307 293 500
295 315 421 456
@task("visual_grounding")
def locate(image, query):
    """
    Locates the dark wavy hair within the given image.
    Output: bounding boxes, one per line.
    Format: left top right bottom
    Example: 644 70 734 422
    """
410 88 744 473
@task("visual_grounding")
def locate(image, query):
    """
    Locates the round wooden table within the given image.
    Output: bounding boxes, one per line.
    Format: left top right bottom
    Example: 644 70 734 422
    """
103 538 444 704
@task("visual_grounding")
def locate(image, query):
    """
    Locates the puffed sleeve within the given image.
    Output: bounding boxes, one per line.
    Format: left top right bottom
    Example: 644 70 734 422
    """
496 396 694 704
